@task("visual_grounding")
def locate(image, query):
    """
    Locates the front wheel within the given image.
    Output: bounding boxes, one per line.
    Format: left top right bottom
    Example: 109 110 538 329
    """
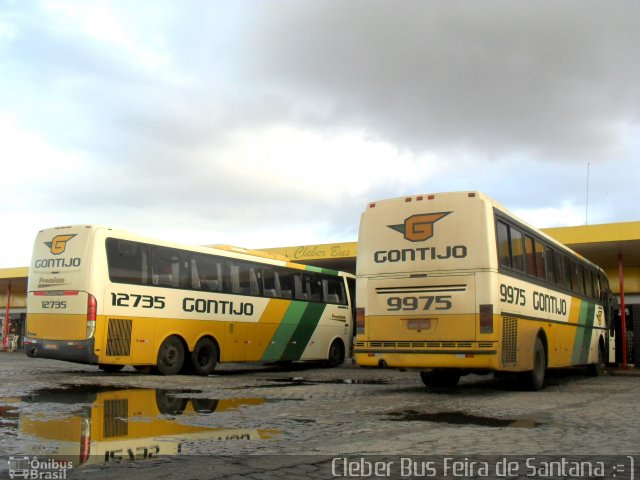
155 335 185 375
325 339 345 367
586 342 606 377
191 337 218 376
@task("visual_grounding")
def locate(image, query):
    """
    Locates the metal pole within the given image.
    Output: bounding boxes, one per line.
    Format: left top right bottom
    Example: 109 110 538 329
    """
3 282 10 350
618 255 627 368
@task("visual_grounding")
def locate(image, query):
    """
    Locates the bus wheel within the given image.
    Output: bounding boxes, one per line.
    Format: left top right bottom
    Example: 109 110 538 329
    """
191 337 218 376
98 364 124 373
587 342 606 377
155 390 188 415
325 339 345 367
521 337 546 391
420 370 460 389
156 335 185 375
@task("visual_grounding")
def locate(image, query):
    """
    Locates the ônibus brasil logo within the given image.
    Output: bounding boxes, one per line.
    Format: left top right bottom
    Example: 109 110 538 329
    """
44 234 77 255
387 212 451 242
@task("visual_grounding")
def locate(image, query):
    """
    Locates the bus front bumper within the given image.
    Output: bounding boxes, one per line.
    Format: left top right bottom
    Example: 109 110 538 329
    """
24 337 98 364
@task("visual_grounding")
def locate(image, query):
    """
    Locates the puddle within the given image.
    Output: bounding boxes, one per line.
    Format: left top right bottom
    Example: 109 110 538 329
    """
387 410 541 428
251 377 389 388
0 385 280 466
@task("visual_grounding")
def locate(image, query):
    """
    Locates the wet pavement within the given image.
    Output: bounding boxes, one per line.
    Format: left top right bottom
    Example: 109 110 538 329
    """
0 351 638 479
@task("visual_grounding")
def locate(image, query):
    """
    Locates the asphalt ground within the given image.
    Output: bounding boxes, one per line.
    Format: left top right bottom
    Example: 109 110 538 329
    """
0 352 638 479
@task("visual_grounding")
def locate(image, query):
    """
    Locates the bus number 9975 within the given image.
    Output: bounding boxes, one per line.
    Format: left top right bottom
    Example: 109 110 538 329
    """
387 296 452 312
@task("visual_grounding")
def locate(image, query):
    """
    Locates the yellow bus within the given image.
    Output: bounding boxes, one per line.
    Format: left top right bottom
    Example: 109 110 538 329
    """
12 387 277 465
354 192 614 390
25 225 354 374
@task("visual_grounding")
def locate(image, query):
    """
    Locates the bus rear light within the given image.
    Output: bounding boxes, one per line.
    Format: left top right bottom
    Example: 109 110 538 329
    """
356 308 365 335
369 203 376 208
79 418 91 464
86 294 97 339
427 195 435 200
416 196 424 201
479 304 493 334
405 197 412 202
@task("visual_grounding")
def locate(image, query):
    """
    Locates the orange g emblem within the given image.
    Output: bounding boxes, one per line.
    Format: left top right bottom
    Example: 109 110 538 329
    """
45 234 77 255
388 212 451 242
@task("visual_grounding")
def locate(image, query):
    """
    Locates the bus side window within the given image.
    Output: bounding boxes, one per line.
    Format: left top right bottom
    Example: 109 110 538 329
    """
594 272 602 299
323 277 346 305
563 256 573 291
496 221 511 268
510 227 525 272
534 240 546 280
262 269 280 297
584 269 594 298
301 273 322 302
278 271 294 299
572 263 584 295
151 246 181 288
193 253 222 292
524 235 536 276
544 247 555 284
106 238 148 285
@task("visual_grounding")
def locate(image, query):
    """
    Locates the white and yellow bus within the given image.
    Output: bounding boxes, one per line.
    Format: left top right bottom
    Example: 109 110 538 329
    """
25 225 354 374
354 192 614 390
14 387 277 465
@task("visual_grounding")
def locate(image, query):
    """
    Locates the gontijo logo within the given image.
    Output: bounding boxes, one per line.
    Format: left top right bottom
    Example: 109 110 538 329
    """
387 212 451 242
45 234 77 255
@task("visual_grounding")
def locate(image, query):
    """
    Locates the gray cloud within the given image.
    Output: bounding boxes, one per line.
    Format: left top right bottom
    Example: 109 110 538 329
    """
237 0 639 161
0 0 638 267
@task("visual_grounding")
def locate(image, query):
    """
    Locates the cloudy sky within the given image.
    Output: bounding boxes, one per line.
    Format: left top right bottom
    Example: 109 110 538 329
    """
1 0 638 268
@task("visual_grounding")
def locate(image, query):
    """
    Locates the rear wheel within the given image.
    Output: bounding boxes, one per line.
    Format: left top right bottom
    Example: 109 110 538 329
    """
155 335 185 375
325 339 345 367
520 337 546 391
420 369 460 389
191 337 218 376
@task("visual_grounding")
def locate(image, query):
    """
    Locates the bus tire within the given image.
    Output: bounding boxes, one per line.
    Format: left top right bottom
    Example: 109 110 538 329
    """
191 337 218 376
156 335 185 375
420 369 460 389
325 339 345 367
521 337 546 391
98 364 124 373
155 390 187 414
586 341 606 377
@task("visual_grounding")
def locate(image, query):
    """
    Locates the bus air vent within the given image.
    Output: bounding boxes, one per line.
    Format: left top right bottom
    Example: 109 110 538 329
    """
502 316 518 366
104 399 128 437
106 318 132 357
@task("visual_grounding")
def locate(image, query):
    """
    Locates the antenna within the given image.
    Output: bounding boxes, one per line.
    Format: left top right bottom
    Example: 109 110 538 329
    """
585 162 590 226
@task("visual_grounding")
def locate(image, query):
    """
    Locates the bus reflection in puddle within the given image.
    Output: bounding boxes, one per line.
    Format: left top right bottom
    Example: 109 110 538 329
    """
0 386 279 465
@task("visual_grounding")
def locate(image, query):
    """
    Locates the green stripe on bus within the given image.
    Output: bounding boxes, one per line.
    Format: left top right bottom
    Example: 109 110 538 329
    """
571 301 595 365
280 302 327 361
304 265 340 276
261 302 308 362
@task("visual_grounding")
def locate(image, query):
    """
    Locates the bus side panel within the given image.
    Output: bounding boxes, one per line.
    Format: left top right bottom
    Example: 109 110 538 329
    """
299 303 352 361
245 298 290 362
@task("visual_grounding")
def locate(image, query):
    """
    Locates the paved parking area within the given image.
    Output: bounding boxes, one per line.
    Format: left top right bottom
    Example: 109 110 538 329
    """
0 352 638 479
